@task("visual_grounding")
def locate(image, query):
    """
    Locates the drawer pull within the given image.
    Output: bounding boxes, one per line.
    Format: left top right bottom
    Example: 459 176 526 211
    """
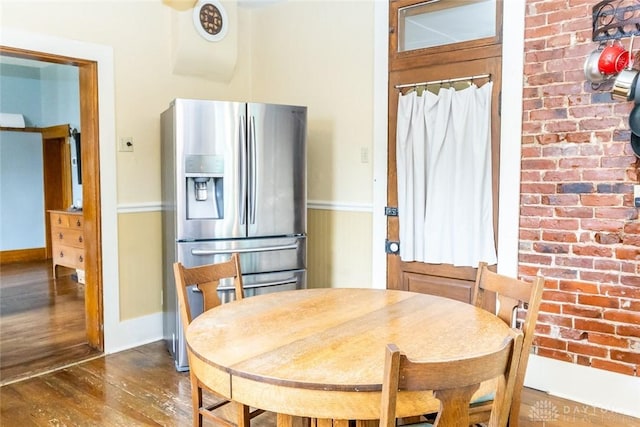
79 255 83 262
59 251 64 258
57 218 62 224
59 233 63 240
79 236 83 243
76 220 81 227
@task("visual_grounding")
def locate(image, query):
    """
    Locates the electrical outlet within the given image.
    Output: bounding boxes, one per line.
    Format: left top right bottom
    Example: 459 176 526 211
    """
118 137 134 152
634 184 640 208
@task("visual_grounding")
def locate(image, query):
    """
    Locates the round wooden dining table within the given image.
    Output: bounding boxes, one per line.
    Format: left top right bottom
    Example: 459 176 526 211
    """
186 288 513 426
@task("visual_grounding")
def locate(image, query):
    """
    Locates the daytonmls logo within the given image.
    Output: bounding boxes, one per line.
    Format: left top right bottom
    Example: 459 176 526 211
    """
529 400 560 423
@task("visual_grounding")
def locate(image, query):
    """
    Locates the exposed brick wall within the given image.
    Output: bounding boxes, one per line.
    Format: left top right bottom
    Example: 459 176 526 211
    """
522 0 640 377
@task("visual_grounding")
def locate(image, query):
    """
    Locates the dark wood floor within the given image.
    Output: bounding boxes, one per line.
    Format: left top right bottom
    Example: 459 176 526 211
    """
1 261 638 426
0 259 101 385
1 340 639 426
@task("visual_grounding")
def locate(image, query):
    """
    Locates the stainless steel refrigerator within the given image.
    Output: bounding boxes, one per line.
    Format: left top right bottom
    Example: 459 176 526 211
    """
161 99 307 371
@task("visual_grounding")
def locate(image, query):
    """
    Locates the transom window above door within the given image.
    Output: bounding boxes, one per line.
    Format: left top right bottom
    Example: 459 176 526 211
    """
398 0 497 52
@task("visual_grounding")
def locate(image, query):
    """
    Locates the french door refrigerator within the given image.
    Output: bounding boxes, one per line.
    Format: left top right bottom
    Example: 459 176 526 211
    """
161 99 307 371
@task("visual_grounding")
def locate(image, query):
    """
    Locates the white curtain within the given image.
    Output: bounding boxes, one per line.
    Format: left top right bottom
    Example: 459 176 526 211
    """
396 82 497 267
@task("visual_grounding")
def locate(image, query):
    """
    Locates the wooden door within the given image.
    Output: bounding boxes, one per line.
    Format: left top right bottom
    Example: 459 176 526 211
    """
387 0 503 304
42 124 73 259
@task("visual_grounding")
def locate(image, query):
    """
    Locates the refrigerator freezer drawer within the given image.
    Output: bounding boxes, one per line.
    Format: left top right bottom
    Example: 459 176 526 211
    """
177 235 306 274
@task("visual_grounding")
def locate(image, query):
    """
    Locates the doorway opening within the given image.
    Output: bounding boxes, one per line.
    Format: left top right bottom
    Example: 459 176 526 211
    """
0 46 104 384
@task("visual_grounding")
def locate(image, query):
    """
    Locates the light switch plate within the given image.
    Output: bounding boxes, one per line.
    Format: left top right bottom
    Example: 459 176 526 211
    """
634 184 640 208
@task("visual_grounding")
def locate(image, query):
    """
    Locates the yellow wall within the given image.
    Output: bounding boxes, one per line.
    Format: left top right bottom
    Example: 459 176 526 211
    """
249 0 375 289
249 0 374 204
307 209 372 288
1 0 375 319
117 212 163 318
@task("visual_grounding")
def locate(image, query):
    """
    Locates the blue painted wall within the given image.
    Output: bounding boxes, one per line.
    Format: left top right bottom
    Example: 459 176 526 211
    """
0 62 80 251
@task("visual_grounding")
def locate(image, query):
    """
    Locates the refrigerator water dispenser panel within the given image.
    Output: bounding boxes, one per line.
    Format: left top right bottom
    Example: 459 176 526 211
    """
185 154 224 220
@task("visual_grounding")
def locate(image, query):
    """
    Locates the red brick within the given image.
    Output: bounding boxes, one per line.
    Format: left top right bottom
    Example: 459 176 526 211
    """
558 280 599 294
587 333 629 349
580 194 623 206
616 247 640 261
581 219 625 233
537 313 573 328
546 121 579 133
624 223 640 234
603 310 640 325
560 328 588 341
600 284 640 299
617 324 640 339
572 245 613 257
577 295 620 309
542 231 578 243
555 256 593 269
543 290 577 303
590 358 637 376
536 347 574 363
580 271 620 284
594 259 621 271
521 206 555 217
562 304 603 319
520 183 557 194
574 318 616 334
611 349 640 364
555 207 593 218
539 302 562 313
557 157 599 169
621 299 640 311
567 341 608 357
539 218 580 230
595 208 638 220
534 336 567 350
582 169 628 181
519 253 553 265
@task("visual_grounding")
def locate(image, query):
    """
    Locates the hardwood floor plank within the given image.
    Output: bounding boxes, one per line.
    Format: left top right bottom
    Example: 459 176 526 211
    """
1 340 639 426
0 260 99 385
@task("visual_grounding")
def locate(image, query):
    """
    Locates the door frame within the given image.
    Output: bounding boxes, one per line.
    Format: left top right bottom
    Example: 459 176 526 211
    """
0 46 104 351
371 1 525 289
385 0 503 297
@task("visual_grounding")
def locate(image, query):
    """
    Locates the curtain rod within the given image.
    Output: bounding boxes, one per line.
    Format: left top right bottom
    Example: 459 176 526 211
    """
394 73 491 90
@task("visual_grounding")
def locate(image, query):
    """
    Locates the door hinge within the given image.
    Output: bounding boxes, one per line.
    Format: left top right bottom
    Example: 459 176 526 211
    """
385 206 398 216
385 240 400 255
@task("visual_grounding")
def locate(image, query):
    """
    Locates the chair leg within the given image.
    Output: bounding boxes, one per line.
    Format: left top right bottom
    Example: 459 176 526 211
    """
236 401 250 427
191 373 203 427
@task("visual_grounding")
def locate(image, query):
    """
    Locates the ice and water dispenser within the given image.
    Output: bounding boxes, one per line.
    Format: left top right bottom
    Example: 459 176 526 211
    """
185 154 224 219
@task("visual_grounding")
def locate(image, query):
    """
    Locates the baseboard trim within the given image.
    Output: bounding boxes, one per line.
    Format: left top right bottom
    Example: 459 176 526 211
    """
525 354 640 418
0 247 46 264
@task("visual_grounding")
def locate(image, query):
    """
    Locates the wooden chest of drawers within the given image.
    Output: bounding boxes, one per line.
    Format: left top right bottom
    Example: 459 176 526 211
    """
49 210 85 280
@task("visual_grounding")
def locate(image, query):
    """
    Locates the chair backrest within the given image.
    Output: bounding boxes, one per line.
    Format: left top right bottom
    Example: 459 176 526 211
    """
471 262 545 423
380 329 524 427
173 253 245 330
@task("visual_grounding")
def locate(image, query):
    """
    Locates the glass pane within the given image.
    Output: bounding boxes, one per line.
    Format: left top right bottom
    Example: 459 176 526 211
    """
399 0 497 52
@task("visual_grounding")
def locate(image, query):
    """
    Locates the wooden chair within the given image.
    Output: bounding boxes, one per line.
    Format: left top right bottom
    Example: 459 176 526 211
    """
381 329 524 427
468 262 545 426
173 253 264 427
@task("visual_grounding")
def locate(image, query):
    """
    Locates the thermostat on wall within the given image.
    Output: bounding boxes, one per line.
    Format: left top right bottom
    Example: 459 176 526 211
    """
193 0 228 42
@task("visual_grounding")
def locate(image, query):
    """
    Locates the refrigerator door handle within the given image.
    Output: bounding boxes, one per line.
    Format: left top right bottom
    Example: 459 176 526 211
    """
239 114 247 225
191 243 299 256
249 115 257 225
